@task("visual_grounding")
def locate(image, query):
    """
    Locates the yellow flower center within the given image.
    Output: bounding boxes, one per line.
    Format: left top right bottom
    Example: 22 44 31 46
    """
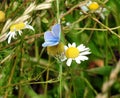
65 47 79 58
10 22 26 32
0 11 5 22
88 2 99 10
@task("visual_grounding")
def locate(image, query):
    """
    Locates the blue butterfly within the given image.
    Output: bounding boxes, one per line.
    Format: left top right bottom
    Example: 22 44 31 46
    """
42 24 61 47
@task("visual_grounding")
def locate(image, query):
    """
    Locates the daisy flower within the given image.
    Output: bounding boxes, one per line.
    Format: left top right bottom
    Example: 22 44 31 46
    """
64 43 91 66
80 0 107 19
6 21 34 44
87 1 100 11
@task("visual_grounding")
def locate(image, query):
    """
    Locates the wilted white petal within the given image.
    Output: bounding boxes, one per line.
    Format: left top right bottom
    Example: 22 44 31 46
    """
14 15 30 24
23 2 36 15
1 19 12 34
35 3 51 10
0 33 8 42
45 0 54 2
66 58 72 66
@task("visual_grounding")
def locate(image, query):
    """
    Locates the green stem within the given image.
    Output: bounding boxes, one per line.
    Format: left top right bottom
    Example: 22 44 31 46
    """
59 63 62 98
82 77 98 95
56 1 62 96
4 54 17 98
44 67 49 97
56 0 60 23
44 57 51 97
35 40 39 61
105 16 108 66
18 44 24 98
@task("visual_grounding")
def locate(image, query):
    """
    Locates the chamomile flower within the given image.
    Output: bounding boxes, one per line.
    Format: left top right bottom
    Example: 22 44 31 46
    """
87 1 100 11
80 0 107 19
64 43 91 66
6 21 34 44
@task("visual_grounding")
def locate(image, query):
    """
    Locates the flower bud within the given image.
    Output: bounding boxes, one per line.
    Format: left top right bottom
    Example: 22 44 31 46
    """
47 42 65 61
0 11 5 22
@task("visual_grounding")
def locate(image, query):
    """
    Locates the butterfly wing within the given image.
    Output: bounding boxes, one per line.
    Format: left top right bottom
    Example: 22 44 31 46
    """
52 24 61 39
42 41 59 47
42 31 59 47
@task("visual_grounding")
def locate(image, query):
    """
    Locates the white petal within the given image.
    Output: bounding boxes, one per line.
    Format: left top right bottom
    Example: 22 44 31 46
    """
103 8 107 12
26 24 34 31
24 21 28 24
66 22 71 26
7 31 17 44
77 44 85 50
8 34 13 44
80 5 89 12
78 55 88 61
77 45 90 52
6 32 11 38
71 42 76 47
66 58 72 66
96 9 100 13
81 47 90 51
86 0 92 6
99 13 105 20
61 56 67 62
12 32 17 39
18 30 23 35
80 12 83 15
68 43 72 47
75 57 81 64
64 46 68 50
80 51 91 56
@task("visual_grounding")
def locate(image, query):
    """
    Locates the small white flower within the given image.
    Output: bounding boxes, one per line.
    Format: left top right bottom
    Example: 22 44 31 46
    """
80 0 107 19
64 43 91 66
6 21 34 44
66 22 71 26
